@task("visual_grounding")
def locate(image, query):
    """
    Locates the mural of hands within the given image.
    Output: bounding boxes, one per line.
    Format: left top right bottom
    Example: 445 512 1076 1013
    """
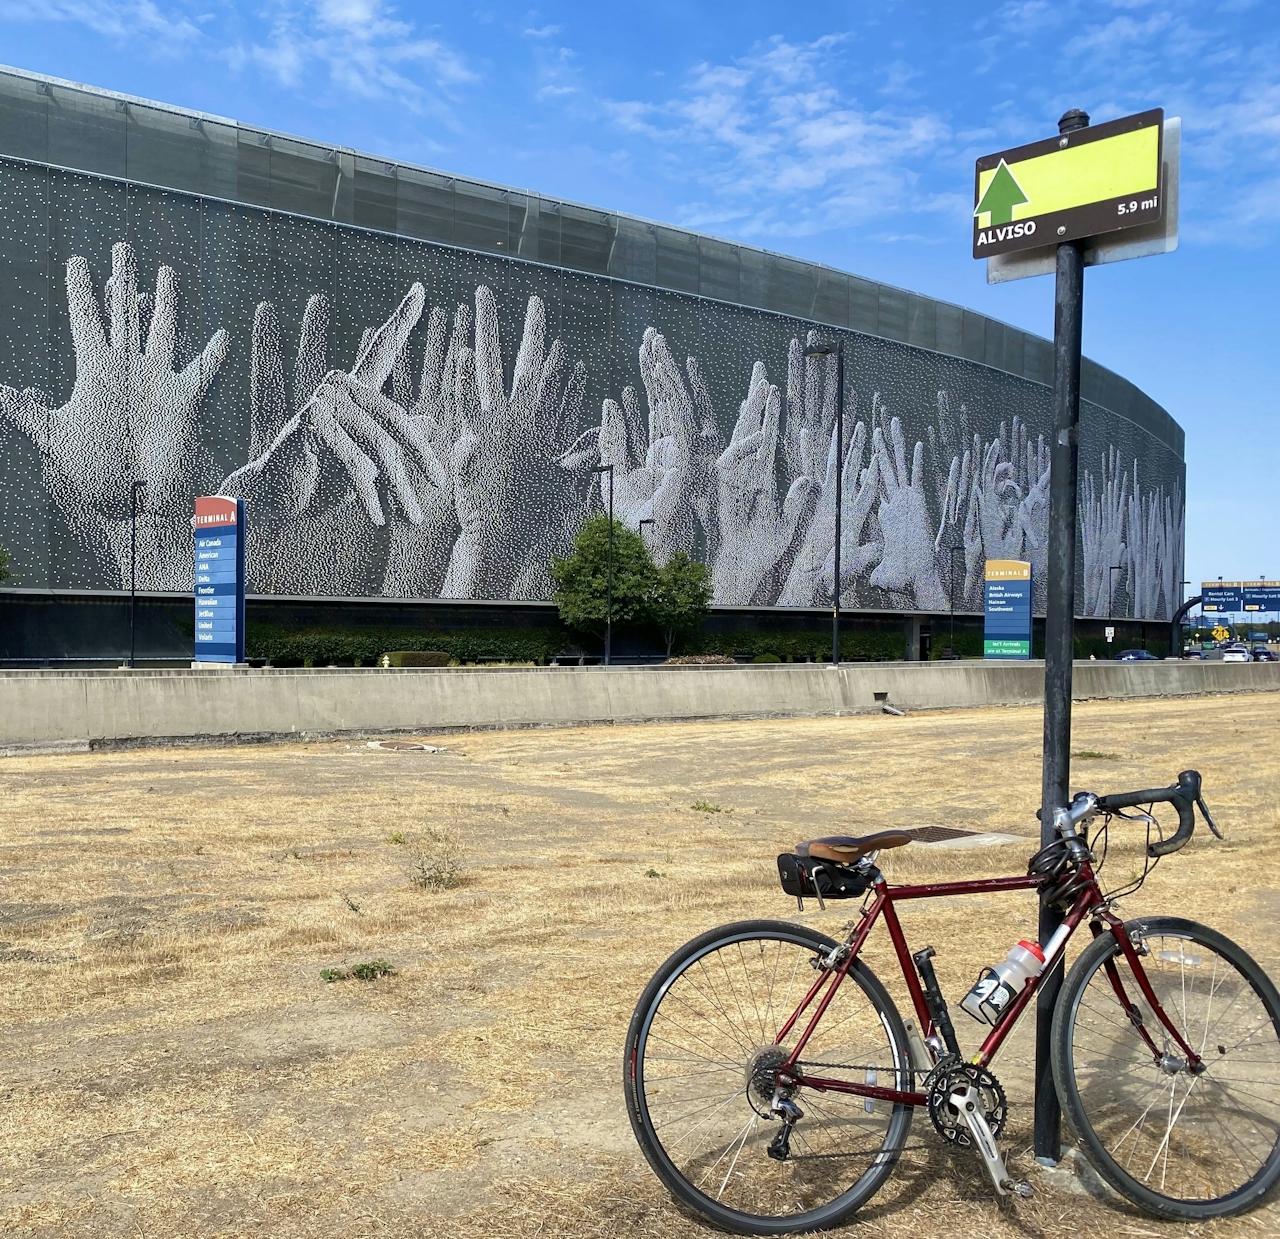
868 415 948 610
1080 447 1130 617
220 284 445 596
711 363 819 605
442 286 595 600
0 242 227 589
595 328 711 562
777 418 882 607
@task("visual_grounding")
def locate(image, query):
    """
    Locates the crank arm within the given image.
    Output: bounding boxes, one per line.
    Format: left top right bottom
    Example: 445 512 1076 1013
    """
954 1086 1032 1199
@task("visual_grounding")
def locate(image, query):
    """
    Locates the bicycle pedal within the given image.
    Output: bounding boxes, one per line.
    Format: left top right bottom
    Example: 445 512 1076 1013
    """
1002 1178 1033 1199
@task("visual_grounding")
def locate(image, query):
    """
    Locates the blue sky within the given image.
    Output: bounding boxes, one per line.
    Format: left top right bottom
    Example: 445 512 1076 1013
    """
2 0 1277 596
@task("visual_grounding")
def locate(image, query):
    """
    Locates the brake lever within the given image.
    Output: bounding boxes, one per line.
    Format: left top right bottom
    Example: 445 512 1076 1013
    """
1197 796 1224 840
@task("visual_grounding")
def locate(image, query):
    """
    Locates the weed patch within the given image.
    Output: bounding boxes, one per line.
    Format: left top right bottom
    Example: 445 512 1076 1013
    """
408 828 464 890
320 960 395 983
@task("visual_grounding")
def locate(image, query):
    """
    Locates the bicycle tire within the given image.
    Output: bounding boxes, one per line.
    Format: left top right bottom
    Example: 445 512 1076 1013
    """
1052 915 1280 1220
623 919 913 1236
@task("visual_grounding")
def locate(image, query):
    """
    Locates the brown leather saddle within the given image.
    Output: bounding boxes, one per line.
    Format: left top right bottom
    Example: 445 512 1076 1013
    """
795 831 913 864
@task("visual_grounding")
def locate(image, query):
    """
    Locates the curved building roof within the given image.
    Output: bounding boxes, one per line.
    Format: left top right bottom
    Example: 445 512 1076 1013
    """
0 62 1181 459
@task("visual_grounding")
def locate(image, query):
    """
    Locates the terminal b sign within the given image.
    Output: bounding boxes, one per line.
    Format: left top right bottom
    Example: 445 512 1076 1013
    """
193 495 246 664
984 560 1032 659
974 108 1164 258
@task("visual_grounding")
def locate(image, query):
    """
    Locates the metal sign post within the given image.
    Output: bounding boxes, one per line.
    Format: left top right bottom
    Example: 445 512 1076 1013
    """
972 104 1179 1164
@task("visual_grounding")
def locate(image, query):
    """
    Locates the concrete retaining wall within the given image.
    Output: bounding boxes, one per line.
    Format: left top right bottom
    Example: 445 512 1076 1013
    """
2 660 1277 752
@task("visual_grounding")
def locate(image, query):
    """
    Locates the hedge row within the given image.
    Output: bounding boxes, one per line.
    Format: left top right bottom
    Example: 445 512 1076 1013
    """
243 620 1166 667
246 623 574 666
681 627 906 662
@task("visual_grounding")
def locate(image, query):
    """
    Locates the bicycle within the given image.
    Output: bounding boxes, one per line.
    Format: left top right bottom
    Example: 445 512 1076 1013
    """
623 770 1280 1235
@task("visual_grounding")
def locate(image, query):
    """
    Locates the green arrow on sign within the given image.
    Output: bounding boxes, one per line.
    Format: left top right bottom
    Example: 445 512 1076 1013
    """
975 160 1030 225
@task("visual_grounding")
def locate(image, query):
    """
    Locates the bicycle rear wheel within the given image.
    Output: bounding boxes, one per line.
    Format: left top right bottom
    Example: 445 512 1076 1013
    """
1052 915 1280 1220
624 919 913 1236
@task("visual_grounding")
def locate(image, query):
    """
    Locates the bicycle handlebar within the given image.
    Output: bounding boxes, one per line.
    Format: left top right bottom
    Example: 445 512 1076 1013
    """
1095 769 1203 858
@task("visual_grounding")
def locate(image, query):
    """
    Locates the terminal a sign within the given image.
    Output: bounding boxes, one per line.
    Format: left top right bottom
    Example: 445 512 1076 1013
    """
1202 581 1280 613
984 560 1032 659
974 108 1164 258
192 495 245 664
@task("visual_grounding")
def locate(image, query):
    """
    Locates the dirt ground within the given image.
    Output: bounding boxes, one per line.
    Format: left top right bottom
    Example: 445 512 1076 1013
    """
0 692 1278 1238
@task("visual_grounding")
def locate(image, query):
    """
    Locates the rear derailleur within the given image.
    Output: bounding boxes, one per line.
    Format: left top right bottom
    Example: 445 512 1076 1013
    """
925 1059 1032 1199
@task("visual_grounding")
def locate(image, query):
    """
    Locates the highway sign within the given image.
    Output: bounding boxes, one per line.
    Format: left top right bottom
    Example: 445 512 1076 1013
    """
984 559 1032 659
974 108 1164 260
1202 582 1244 612
1200 581 1279 612
1244 584 1280 611
192 495 245 664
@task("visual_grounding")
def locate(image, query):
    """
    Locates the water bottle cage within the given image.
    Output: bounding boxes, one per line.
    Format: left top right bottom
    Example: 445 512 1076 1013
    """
963 968 1020 1025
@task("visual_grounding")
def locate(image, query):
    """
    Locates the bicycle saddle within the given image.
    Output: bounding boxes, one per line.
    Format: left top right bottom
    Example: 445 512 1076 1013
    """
795 831 913 864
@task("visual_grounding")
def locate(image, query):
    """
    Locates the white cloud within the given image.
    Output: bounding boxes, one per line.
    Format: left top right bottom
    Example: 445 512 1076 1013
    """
0 0 201 48
590 34 953 242
226 0 475 109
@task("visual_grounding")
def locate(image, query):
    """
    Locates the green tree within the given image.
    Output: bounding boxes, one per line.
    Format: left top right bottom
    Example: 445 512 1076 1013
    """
650 551 711 656
550 517 656 639
0 543 9 584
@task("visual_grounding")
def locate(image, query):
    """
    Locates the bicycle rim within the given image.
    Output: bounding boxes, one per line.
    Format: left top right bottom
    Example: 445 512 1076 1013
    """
628 923 911 1233
1057 918 1280 1217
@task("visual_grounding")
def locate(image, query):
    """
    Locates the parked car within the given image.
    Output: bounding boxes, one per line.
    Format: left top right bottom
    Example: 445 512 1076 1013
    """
1116 648 1160 661
1222 644 1252 663
1252 645 1278 662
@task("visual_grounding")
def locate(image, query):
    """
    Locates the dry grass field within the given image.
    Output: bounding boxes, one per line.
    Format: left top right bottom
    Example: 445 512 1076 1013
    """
0 692 1278 1238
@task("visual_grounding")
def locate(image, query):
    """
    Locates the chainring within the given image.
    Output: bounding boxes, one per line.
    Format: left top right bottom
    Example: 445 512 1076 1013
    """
925 1060 1007 1147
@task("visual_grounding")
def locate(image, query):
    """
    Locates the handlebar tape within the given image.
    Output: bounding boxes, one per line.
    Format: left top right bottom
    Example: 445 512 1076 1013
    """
1096 770 1201 858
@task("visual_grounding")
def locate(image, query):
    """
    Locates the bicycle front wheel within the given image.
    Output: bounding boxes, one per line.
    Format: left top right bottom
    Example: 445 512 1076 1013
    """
1053 915 1280 1220
624 919 913 1236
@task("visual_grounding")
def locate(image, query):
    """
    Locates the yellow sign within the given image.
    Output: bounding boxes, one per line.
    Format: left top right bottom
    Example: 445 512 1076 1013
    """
985 560 1032 581
973 109 1163 258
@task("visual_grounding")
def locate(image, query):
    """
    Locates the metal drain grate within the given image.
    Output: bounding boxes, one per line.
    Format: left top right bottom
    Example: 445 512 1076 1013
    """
902 825 977 843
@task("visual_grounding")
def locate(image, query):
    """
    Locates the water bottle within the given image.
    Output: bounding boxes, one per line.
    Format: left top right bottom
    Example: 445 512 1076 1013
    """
960 939 1045 1025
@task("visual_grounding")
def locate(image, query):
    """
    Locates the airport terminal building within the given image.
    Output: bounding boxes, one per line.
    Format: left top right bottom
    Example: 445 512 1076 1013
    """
0 65 1186 661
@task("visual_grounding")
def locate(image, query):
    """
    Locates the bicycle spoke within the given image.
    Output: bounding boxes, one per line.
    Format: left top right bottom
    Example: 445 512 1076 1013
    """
1065 929 1280 1210
633 928 909 1223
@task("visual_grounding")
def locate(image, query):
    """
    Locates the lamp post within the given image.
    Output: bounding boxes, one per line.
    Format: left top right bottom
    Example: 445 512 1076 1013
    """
638 517 655 546
592 464 614 666
129 479 147 669
803 339 844 666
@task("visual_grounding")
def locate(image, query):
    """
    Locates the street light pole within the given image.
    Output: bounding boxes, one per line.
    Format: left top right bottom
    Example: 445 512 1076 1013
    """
592 464 614 666
804 340 844 666
129 479 147 669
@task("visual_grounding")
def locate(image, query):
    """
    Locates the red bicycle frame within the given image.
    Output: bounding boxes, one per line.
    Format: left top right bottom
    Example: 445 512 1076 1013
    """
770 861 1204 1106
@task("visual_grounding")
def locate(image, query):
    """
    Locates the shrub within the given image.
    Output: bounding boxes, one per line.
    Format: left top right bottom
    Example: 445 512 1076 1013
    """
247 622 573 667
380 650 451 667
751 652 781 663
664 654 736 665
408 828 464 890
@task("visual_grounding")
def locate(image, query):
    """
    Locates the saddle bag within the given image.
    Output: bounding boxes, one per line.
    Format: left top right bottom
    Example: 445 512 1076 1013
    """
777 853 871 903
